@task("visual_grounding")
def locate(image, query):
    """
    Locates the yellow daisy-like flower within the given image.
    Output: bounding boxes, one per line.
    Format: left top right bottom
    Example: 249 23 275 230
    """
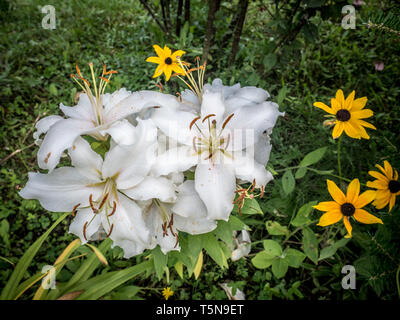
146 45 185 81
367 160 400 212
314 179 382 238
162 287 174 300
313 89 376 139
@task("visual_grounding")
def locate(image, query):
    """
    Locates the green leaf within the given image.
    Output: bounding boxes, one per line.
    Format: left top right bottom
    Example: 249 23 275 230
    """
152 246 168 280
233 197 263 215
302 227 319 264
263 240 282 257
271 258 288 279
75 260 153 300
1 212 69 300
295 167 307 179
277 86 288 106
265 220 289 236
213 220 233 245
298 147 327 167
0 219 10 247
251 251 275 269
263 53 277 70
228 215 250 231
291 201 317 227
284 248 306 268
319 238 350 261
49 83 58 96
282 170 295 195
202 233 228 269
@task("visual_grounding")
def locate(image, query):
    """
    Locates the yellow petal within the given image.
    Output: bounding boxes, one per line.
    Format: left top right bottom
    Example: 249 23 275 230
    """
346 179 360 203
171 63 185 75
368 170 389 182
163 45 172 57
153 44 166 58
332 122 344 139
335 89 345 108
345 90 355 109
351 97 368 110
354 190 376 208
317 210 343 227
343 121 362 139
354 209 383 224
343 217 352 238
172 50 186 60
327 179 346 204
152 64 164 78
389 194 396 212
351 109 373 119
331 98 340 113
314 102 335 114
395 170 398 181
164 66 172 81
313 201 341 212
350 119 370 139
375 163 386 175
358 119 376 130
366 180 388 190
383 160 393 180
146 56 163 64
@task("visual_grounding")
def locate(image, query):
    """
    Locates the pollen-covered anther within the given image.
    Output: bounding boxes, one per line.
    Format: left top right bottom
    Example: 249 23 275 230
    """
174 233 179 248
72 203 80 217
222 113 234 129
83 221 88 241
260 185 265 199
202 114 216 123
108 201 117 217
99 76 109 83
107 224 114 237
98 193 109 210
89 194 98 214
250 179 256 193
189 116 201 130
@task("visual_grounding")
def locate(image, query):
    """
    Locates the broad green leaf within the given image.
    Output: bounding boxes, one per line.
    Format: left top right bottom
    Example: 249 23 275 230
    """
0 212 69 300
284 248 306 268
233 197 263 215
291 201 317 227
319 238 350 261
153 246 167 280
266 220 289 236
111 285 141 300
277 86 288 106
228 215 250 231
271 258 289 279
174 261 183 279
202 233 228 269
302 227 319 264
251 251 275 269
298 147 327 167
263 240 282 257
282 170 295 195
295 167 307 179
213 220 233 245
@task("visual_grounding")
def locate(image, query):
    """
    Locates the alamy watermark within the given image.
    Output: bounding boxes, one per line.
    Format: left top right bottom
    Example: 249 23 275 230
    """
341 265 356 290
342 5 356 30
41 265 56 290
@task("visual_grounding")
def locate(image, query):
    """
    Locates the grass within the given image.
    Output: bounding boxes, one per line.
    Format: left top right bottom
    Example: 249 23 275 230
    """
1 0 399 300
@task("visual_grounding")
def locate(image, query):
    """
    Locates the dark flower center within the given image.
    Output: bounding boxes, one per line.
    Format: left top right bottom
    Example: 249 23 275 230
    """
164 57 173 65
336 109 351 122
341 202 355 216
389 180 400 193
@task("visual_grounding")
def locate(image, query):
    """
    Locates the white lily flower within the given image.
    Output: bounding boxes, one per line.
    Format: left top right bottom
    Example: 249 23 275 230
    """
36 63 179 172
151 83 283 221
133 179 217 254
20 119 160 258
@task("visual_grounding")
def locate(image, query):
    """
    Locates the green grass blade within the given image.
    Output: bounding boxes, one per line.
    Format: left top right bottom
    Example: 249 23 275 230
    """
0 212 69 300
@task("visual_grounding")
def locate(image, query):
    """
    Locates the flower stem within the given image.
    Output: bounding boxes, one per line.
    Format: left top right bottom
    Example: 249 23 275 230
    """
337 135 343 179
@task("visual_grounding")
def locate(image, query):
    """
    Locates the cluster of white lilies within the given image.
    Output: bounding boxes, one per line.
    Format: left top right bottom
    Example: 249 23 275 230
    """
20 61 283 258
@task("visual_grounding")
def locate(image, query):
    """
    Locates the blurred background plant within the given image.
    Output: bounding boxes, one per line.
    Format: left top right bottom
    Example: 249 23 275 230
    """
0 0 399 300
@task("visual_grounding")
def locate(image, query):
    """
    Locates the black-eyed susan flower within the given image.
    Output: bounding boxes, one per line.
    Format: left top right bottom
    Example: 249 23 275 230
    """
367 160 400 212
314 179 382 238
162 287 174 300
146 45 185 81
313 89 376 139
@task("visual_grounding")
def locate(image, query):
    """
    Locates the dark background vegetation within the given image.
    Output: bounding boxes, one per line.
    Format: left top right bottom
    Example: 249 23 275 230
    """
0 0 399 299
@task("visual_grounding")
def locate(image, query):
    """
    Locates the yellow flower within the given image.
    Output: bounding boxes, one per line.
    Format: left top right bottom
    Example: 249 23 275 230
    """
162 287 174 300
313 89 376 139
367 160 400 212
314 179 382 238
146 45 186 81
